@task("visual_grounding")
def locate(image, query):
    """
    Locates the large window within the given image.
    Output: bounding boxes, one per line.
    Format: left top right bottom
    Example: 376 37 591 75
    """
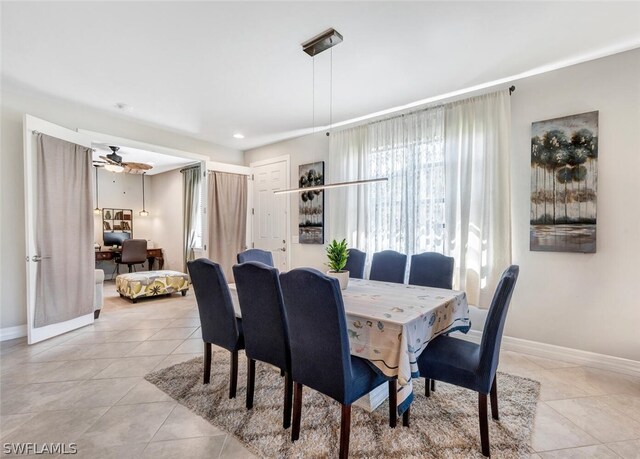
367 135 446 256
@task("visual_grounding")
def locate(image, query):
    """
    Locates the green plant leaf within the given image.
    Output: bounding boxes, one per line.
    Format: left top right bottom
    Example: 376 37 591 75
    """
326 238 349 272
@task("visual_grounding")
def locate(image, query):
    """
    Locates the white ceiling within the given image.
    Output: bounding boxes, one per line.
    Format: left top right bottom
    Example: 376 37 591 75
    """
93 144 194 176
2 2 640 151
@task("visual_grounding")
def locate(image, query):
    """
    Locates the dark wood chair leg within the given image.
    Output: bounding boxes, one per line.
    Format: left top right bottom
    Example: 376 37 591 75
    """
283 371 293 428
292 382 303 442
94 309 101 319
181 290 187 296
402 406 410 427
246 358 255 409
431 379 436 392
388 380 397 427
229 350 238 399
490 375 499 421
280 368 285 377
203 342 211 384
479 392 490 457
339 404 352 459
425 378 431 398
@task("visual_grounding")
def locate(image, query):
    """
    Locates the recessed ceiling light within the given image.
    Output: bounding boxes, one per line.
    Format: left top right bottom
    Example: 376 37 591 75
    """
233 133 245 139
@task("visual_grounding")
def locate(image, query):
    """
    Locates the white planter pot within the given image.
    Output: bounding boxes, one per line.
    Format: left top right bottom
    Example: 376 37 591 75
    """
326 270 349 290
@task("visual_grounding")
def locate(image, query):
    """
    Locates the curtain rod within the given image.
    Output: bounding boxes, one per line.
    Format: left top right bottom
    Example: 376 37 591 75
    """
31 130 96 151
344 85 516 129
179 163 201 173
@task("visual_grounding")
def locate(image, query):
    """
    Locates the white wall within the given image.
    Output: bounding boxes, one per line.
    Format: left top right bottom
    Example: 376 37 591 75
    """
0 85 242 331
148 169 184 272
507 48 640 362
93 168 154 245
245 132 330 271
244 49 640 361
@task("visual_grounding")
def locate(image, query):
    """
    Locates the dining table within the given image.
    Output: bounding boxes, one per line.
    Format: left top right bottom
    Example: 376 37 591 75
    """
228 278 470 416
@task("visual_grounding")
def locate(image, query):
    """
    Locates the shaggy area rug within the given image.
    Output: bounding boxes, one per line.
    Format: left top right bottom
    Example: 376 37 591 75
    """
145 350 540 458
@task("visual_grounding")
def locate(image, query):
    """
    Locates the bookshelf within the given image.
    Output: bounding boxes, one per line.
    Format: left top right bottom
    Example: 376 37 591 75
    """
102 208 133 236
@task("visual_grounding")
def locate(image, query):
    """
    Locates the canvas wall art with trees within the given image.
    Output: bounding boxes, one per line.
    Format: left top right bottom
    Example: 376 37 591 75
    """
298 161 324 244
530 111 598 253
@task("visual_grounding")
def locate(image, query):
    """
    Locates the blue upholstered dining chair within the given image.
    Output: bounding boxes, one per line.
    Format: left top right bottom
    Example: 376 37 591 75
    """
280 268 399 459
344 248 366 279
237 248 274 267
187 258 245 398
408 252 455 289
369 250 407 284
416 265 520 457
232 261 293 428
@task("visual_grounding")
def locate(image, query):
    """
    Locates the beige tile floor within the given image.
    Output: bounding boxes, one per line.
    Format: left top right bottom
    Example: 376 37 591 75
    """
1 283 639 458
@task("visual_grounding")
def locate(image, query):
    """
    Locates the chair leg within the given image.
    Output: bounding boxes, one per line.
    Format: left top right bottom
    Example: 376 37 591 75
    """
128 265 133 273
283 371 293 428
490 374 499 421
388 380 397 427
292 382 303 442
246 358 255 409
431 379 436 392
229 350 238 399
425 378 431 398
280 368 285 377
479 392 490 457
203 342 211 384
339 404 352 459
402 406 410 427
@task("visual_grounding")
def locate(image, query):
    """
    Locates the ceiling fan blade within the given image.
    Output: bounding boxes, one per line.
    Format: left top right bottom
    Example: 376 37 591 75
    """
122 162 153 171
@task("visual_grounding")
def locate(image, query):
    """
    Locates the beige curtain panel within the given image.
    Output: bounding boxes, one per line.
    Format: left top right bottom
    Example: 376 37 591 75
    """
208 171 247 282
35 134 94 327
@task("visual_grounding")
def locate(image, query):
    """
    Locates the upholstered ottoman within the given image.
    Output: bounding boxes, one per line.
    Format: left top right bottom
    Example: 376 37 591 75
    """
116 270 189 303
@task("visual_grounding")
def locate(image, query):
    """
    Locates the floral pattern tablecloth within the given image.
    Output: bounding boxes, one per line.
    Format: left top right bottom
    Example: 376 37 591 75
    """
342 279 470 414
228 278 470 415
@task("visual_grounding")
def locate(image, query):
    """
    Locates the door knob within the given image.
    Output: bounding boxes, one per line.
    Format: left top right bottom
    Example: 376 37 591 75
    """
32 255 51 262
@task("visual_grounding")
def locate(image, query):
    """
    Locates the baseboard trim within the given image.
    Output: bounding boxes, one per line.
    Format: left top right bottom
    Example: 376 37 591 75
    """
0 325 27 342
455 330 640 378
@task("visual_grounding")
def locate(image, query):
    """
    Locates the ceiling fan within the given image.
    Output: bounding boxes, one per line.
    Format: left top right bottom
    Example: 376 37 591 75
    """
93 146 153 174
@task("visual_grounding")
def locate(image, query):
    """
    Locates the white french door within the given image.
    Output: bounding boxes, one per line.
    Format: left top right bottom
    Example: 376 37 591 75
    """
250 157 290 271
23 115 95 344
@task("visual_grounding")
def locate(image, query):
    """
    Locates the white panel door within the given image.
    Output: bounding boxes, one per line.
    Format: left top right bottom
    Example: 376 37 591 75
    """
23 115 95 344
251 158 289 271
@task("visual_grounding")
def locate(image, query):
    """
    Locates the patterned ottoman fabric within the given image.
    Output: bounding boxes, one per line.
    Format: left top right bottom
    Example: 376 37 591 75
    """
116 270 189 301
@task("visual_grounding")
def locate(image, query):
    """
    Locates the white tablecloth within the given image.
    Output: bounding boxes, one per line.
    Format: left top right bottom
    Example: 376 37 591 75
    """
229 278 470 415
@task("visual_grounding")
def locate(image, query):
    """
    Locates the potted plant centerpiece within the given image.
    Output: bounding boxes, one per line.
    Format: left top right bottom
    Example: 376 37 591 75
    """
326 239 350 290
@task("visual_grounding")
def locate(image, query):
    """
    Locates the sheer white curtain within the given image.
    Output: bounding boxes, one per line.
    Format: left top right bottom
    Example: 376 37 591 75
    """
329 107 446 260
444 90 511 308
329 90 511 308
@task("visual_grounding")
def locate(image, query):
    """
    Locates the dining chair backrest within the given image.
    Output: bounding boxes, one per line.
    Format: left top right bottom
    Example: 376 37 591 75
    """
344 249 366 279
187 258 240 351
237 249 274 267
232 261 290 371
408 252 454 289
280 268 353 403
120 239 148 264
369 250 407 284
478 265 520 392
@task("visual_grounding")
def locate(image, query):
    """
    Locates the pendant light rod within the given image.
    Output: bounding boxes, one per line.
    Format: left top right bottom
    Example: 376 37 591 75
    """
273 177 387 195
139 172 149 216
93 166 101 214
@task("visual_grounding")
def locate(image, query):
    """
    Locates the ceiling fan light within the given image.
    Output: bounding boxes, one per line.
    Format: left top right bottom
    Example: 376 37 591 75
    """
104 164 124 173
139 210 149 217
93 207 101 215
